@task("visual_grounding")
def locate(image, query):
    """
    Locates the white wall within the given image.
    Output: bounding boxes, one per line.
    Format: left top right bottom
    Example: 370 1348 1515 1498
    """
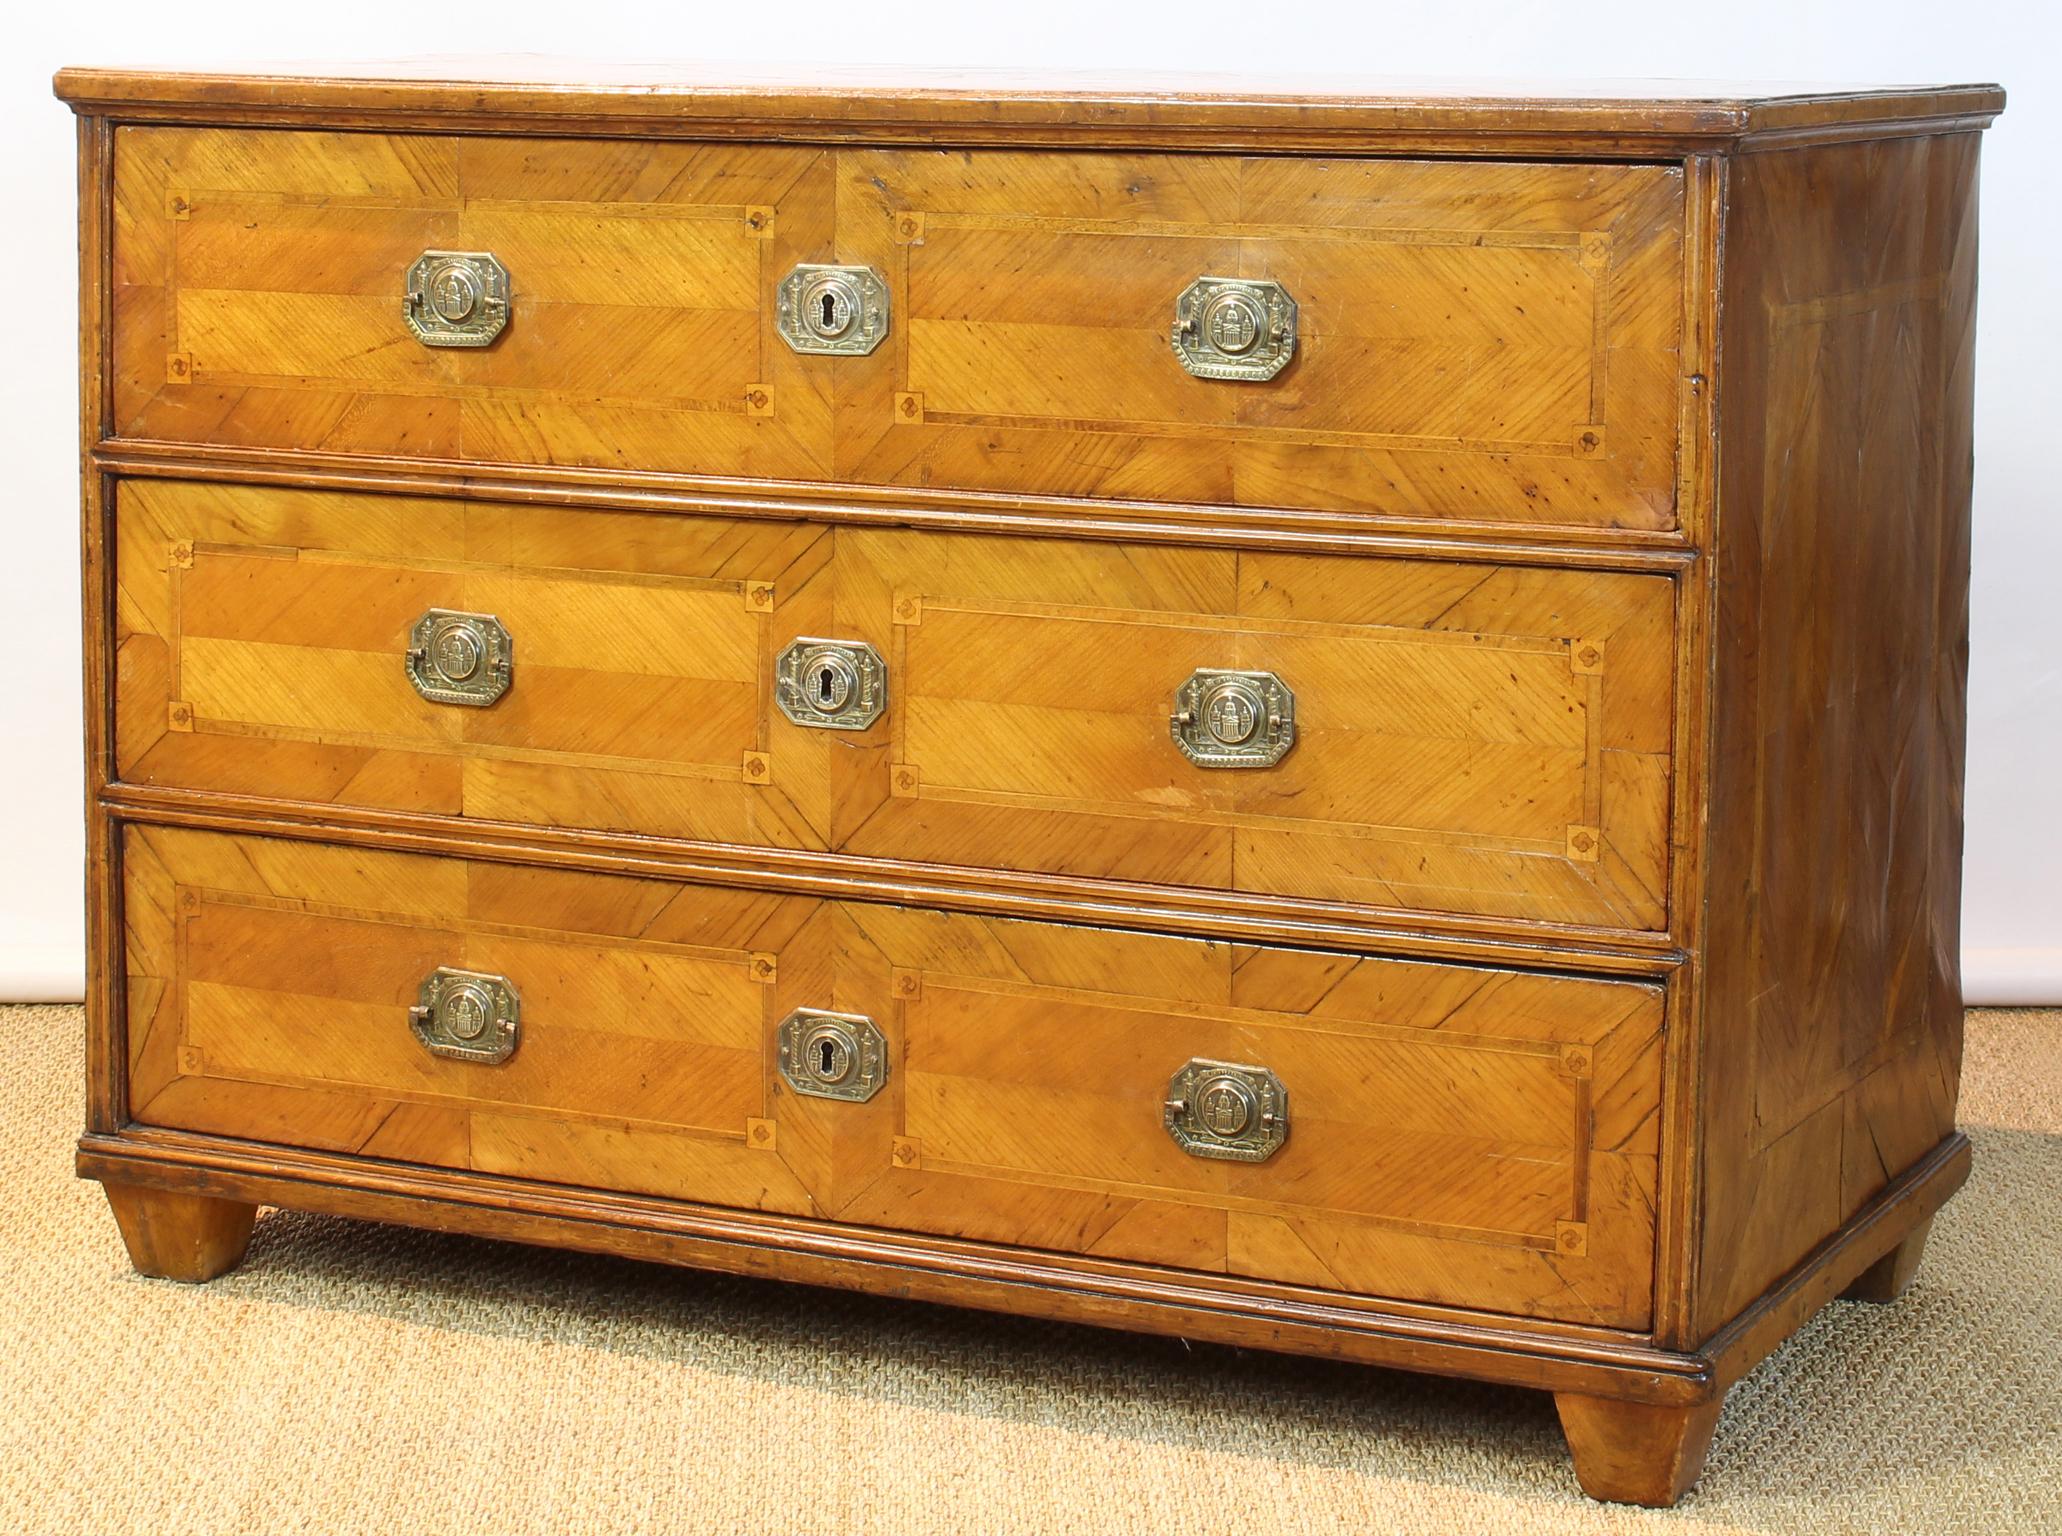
4 2 2055 1001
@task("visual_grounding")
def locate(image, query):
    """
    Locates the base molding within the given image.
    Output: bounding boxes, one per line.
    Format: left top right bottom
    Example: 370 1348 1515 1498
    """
78 1124 1696 1400
1697 1134 1969 1391
76 1127 1967 1411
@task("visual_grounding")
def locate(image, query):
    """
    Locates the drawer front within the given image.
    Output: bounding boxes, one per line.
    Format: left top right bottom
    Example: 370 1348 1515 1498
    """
112 128 834 481
836 527 1675 931
113 479 839 849
112 129 1685 531
115 480 1675 931
837 149 1685 529
124 826 1663 1327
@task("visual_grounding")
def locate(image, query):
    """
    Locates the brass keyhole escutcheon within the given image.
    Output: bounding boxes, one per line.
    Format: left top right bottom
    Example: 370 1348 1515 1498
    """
778 1009 888 1102
812 282 852 339
777 264 889 356
806 1024 855 1085
810 650 859 712
775 638 886 730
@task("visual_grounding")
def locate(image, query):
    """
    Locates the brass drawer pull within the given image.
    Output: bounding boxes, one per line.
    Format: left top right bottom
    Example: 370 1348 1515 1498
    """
410 967 521 1065
1172 276 1297 381
1172 668 1296 768
777 1008 888 1102
776 637 887 730
777 264 890 355
406 609 513 707
1165 1058 1288 1163
404 251 510 348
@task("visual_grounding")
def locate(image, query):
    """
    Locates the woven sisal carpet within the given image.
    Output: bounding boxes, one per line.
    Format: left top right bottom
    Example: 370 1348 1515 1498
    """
0 1003 2055 1534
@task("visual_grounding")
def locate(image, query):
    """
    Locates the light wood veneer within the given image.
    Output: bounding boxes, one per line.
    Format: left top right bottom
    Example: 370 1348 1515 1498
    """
112 479 1673 929
58 64 2001 1506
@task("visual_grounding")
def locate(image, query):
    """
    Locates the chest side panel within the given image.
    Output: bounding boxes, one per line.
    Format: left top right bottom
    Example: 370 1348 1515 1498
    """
1692 131 1978 1340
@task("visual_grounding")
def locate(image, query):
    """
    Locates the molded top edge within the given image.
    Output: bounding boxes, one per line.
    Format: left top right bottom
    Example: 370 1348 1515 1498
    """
53 60 2005 149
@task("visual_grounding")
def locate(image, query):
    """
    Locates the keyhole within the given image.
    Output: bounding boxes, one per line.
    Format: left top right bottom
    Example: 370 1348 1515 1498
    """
817 1038 837 1076
818 665 836 704
819 292 838 331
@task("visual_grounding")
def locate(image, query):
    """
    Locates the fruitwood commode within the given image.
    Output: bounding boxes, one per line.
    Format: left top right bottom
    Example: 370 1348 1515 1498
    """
55 63 2001 1505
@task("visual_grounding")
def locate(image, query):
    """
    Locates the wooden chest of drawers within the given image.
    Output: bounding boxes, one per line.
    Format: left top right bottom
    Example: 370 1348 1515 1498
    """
56 64 2002 1506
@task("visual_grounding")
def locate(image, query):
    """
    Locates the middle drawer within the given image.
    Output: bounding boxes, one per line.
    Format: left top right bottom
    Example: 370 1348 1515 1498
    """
114 479 1675 931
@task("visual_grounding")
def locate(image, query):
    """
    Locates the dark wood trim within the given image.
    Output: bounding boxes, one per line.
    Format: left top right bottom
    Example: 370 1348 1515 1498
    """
1650 151 1726 1349
1732 116 2003 154
76 1124 1708 1404
92 443 1698 574
77 114 123 1134
100 785 1688 979
1701 1133 1970 1387
69 1122 1970 1407
50 67 2003 156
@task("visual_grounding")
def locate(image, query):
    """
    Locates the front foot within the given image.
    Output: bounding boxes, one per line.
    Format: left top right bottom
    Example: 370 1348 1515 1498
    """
1554 1391 1724 1507
1840 1217 1934 1303
103 1181 257 1282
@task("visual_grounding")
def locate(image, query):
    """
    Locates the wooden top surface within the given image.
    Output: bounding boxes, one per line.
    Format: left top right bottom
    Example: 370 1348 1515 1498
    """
53 60 2004 152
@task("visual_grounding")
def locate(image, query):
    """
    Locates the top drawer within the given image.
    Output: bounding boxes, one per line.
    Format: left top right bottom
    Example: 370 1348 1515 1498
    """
110 129 1687 532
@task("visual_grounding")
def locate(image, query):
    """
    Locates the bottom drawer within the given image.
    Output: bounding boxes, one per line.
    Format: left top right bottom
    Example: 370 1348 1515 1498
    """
121 825 1664 1328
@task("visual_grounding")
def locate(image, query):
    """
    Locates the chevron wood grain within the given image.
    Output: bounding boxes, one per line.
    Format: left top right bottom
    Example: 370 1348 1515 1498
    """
111 479 1673 931
836 150 1686 528
112 129 832 479
833 527 1674 928
109 126 1684 531
122 823 1662 1326
61 65 2001 1510
112 479 835 848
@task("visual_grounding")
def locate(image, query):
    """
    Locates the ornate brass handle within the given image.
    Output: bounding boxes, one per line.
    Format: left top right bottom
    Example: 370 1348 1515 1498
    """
1172 277 1297 381
404 251 510 347
411 967 521 1065
406 609 513 707
1171 668 1296 768
1165 1058 1289 1163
